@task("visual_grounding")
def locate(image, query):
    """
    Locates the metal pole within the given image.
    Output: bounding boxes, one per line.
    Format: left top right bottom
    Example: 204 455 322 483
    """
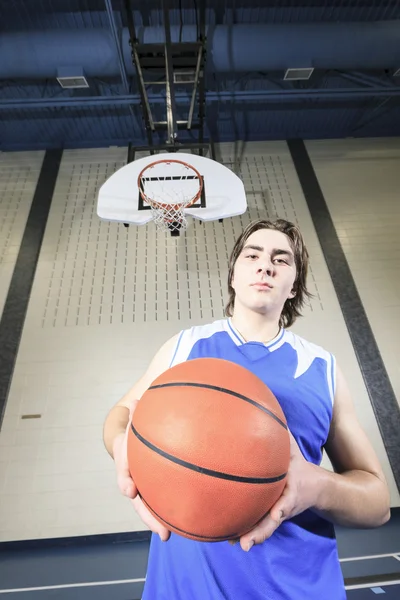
198 0 207 155
123 0 155 152
187 46 203 130
162 0 179 144
104 0 141 140
104 0 130 93
131 44 156 131
127 142 135 163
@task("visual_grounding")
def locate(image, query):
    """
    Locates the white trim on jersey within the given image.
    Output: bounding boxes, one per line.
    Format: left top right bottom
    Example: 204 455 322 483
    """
227 318 286 348
170 320 226 366
329 352 337 405
169 329 185 368
169 319 337 407
225 318 246 345
277 331 336 406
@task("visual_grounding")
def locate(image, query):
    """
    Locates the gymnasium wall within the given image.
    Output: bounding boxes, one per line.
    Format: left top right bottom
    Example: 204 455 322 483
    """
306 137 400 411
0 139 399 544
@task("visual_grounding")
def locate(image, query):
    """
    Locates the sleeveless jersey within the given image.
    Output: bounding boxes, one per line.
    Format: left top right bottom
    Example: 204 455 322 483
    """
141 318 346 600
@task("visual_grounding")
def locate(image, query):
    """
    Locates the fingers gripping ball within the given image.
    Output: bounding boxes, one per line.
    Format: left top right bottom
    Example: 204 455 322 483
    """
127 358 290 542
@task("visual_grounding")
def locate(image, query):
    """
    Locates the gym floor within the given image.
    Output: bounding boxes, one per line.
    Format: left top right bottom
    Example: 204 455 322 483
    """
1 513 400 598
0 139 400 598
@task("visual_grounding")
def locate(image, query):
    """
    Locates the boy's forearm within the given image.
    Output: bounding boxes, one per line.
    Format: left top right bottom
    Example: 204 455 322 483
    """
313 466 391 528
103 405 130 458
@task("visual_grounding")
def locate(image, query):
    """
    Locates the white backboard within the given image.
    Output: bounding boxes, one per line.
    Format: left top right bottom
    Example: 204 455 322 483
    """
97 152 247 226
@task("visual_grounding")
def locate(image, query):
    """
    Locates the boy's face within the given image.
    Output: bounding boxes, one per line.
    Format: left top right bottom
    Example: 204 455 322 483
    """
231 228 297 318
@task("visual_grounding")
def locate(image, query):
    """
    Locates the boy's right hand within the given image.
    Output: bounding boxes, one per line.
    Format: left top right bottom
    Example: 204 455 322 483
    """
113 399 171 542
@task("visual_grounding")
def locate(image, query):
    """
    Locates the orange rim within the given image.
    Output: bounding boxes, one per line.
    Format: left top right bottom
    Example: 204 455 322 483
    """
137 159 203 213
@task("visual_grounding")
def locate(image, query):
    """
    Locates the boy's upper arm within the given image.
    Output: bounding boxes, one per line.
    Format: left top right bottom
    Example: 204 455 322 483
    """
324 364 387 484
115 333 181 410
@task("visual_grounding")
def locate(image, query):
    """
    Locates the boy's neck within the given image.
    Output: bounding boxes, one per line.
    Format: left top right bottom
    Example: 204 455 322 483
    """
230 309 282 344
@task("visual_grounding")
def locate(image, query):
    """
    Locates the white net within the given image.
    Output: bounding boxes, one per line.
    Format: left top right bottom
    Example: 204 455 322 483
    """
138 160 202 233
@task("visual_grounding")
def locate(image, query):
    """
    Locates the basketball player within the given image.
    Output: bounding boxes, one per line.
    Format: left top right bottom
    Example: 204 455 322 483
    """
103 218 391 599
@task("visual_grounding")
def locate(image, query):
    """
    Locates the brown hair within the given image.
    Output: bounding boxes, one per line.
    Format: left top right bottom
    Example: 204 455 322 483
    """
225 218 312 328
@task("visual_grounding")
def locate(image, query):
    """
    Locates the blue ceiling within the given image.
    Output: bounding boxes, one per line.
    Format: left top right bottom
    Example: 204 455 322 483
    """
1 1 400 151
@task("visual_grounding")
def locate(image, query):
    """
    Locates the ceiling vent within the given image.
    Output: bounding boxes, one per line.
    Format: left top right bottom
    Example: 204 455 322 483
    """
57 76 89 89
284 67 314 81
56 66 89 89
174 70 197 84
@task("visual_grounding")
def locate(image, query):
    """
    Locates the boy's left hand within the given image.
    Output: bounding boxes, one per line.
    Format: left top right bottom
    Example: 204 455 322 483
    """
232 430 322 552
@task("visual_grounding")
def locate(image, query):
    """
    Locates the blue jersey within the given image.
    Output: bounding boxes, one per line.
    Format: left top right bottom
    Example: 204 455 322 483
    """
142 318 346 600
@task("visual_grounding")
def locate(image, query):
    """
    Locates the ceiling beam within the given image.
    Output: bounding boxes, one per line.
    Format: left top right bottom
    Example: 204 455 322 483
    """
2 86 400 110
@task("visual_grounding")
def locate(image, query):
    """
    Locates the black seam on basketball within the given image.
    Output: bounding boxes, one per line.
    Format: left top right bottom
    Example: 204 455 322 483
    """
139 493 272 542
139 494 241 541
148 382 288 430
131 424 287 484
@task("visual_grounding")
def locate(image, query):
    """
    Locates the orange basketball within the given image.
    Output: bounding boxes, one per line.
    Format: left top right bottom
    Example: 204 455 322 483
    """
127 357 290 542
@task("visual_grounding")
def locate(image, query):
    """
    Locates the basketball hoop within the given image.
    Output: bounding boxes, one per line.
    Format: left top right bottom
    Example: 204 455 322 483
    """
137 159 203 233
